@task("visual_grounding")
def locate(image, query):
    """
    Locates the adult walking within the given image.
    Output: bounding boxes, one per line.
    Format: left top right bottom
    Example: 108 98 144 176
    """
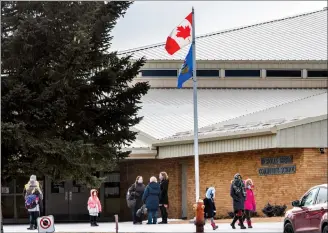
158 171 169 224
230 173 246 230
127 176 145 224
142 176 160 224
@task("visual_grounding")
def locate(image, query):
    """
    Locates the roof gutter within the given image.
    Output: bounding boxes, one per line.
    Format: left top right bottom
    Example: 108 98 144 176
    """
152 127 276 147
142 60 328 64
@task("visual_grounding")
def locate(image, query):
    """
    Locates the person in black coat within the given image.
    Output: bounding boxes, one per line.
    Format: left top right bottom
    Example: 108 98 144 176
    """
158 171 169 224
203 187 218 230
230 173 246 229
142 176 161 224
128 176 145 224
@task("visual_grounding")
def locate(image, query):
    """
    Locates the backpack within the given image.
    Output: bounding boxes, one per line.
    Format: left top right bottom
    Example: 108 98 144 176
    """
25 194 37 209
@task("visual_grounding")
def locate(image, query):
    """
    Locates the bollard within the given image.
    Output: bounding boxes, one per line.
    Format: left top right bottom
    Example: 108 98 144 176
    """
193 199 205 233
114 214 118 233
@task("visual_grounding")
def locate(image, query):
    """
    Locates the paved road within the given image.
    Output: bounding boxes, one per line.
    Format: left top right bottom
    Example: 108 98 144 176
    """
4 221 283 233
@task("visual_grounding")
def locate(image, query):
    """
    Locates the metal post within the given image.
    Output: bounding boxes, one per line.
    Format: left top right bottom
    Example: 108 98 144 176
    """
114 214 118 233
191 7 200 202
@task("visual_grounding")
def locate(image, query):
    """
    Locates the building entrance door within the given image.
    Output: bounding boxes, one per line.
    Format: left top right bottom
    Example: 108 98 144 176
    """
45 178 90 221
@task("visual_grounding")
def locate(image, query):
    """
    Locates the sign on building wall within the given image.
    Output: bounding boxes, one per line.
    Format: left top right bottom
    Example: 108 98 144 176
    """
261 156 293 165
259 165 296 176
259 156 296 176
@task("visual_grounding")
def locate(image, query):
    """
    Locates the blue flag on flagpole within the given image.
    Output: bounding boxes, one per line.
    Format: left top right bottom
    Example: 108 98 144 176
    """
177 45 193 89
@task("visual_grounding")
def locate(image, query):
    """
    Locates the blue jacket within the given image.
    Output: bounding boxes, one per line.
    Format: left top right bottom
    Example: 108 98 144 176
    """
142 182 160 211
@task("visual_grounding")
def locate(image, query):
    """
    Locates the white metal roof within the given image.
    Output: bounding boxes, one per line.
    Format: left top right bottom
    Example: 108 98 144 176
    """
134 89 327 141
118 9 327 61
169 92 328 139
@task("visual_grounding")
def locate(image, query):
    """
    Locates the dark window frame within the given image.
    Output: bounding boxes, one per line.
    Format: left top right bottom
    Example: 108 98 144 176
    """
141 69 178 77
196 69 220 77
307 70 328 78
266 69 302 78
225 69 261 78
104 172 120 198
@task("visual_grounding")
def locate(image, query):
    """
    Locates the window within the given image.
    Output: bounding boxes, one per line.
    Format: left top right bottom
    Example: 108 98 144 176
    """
196 70 219 77
51 182 65 194
141 70 177 77
266 70 301 78
316 188 327 204
72 181 86 193
104 172 120 198
308 70 328 78
225 70 260 77
301 188 319 207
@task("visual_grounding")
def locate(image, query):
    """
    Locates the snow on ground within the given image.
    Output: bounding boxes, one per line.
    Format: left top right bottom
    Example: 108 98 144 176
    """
4 221 283 233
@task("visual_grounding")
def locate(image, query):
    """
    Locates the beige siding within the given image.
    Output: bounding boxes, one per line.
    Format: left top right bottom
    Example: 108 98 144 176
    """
158 135 276 158
277 119 328 148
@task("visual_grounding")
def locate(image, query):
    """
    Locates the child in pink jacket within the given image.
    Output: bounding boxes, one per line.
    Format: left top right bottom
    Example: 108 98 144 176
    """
87 189 102 226
239 178 256 228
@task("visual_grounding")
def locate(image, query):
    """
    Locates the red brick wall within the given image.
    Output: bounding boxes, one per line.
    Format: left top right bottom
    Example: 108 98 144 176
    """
119 148 327 220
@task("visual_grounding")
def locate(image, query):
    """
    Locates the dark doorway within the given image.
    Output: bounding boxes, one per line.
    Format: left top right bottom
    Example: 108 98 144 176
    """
45 178 90 221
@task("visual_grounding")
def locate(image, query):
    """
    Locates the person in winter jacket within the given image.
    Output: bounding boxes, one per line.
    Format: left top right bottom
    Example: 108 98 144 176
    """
230 173 246 230
128 176 145 224
87 189 102 226
239 179 256 228
25 180 43 230
203 187 218 230
158 171 169 224
23 175 44 230
142 176 160 224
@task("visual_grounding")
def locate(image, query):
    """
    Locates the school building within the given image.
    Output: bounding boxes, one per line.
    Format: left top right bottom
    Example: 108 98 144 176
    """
2 8 327 223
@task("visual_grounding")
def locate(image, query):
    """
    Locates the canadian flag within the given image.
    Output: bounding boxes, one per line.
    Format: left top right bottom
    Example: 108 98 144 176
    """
165 13 192 55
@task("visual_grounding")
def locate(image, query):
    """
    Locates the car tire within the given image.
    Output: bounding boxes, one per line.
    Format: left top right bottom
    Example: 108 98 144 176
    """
284 223 294 233
323 225 328 233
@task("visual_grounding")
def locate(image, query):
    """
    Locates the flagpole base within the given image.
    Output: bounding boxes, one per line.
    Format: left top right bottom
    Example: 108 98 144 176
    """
193 199 205 233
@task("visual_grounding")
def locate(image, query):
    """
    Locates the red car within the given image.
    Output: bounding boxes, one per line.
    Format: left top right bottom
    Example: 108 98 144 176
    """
284 184 327 233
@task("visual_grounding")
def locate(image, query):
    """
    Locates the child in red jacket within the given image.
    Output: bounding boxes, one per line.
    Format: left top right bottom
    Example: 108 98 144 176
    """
239 179 256 228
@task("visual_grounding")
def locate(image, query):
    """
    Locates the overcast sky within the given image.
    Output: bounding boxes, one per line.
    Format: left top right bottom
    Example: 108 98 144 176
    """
110 1 327 52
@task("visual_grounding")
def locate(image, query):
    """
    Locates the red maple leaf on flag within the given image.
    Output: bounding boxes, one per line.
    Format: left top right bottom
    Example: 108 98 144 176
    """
176 25 191 39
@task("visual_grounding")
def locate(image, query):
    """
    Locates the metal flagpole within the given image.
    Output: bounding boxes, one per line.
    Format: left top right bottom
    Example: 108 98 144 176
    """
191 7 200 202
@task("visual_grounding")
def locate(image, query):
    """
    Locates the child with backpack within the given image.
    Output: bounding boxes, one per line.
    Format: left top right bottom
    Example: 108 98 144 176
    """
203 187 218 230
25 181 43 230
87 189 102 226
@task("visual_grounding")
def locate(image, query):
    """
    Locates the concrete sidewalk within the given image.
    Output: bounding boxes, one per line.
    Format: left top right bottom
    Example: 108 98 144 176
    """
4 220 283 233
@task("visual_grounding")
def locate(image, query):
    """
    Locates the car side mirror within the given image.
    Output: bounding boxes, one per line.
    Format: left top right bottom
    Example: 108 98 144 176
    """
292 200 301 207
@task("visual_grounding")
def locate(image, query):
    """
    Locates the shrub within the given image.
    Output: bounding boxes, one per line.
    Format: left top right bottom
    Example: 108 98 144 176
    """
262 203 287 217
262 203 275 217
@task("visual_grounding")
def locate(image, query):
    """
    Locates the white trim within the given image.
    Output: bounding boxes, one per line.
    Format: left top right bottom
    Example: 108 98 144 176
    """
126 153 157 160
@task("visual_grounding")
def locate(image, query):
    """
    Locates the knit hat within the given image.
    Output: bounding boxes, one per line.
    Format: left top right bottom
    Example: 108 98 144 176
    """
30 175 37 181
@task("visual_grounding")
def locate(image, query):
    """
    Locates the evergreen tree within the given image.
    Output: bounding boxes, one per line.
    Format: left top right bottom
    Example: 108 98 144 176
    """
1 1 150 186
